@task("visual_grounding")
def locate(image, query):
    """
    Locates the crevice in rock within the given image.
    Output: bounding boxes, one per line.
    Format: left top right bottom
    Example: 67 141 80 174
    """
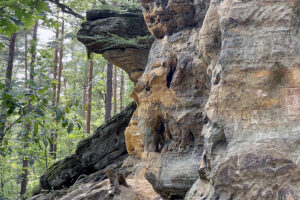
170 195 183 200
189 131 195 144
154 116 166 152
166 56 177 88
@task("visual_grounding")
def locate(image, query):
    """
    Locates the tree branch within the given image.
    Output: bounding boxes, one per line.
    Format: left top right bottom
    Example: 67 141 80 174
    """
45 0 84 20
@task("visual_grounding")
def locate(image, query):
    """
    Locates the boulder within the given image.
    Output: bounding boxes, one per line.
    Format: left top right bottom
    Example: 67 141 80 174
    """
40 102 136 190
77 7 154 82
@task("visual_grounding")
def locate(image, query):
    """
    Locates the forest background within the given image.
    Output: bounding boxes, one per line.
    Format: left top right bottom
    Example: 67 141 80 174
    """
0 0 137 199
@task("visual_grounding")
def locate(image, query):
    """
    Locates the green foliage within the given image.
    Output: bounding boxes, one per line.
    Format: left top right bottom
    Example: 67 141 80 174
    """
0 0 58 49
0 1 136 199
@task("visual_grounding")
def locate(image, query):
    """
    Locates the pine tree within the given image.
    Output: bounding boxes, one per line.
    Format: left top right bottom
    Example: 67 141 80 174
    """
113 65 117 115
20 21 38 199
105 63 113 121
86 53 94 134
0 33 17 144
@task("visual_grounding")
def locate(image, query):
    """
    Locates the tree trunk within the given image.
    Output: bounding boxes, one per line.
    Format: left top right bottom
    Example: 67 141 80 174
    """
25 33 28 89
0 169 4 196
113 65 117 115
86 56 94 134
20 143 29 200
0 33 17 145
50 26 59 157
82 63 88 117
105 63 113 121
52 26 59 105
52 17 64 159
120 70 124 111
20 21 38 200
56 18 64 104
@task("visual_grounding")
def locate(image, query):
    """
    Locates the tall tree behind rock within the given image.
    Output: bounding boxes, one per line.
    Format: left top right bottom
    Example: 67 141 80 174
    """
50 21 59 158
20 21 38 200
113 65 117 115
82 62 88 117
24 33 28 89
51 16 64 159
105 63 113 121
120 70 124 111
56 17 64 105
86 53 94 134
0 33 17 145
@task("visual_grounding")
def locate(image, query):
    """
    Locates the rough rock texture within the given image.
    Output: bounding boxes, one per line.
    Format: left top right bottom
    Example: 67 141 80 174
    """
77 7 154 82
30 172 163 200
40 102 136 190
140 0 210 39
185 0 300 199
123 0 300 199
33 0 300 199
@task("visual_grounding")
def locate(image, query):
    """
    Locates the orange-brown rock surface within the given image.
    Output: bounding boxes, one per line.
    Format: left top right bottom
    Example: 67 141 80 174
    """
126 0 300 199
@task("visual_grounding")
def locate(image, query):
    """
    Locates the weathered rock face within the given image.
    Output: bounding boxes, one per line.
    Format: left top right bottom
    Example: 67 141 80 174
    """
34 0 300 199
40 102 136 190
30 172 162 200
123 0 212 198
124 0 300 199
188 0 300 199
139 0 210 39
77 7 154 82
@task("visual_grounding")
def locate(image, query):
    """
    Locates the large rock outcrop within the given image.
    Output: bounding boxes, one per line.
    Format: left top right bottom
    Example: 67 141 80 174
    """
123 0 300 199
34 0 300 199
77 6 154 82
185 0 300 199
39 102 136 190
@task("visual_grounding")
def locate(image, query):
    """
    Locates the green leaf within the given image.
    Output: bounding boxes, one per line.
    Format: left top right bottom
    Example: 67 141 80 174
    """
77 122 81 131
29 158 35 166
67 122 74 133
0 42 4 50
42 137 48 147
55 108 63 121
35 107 44 116
33 122 38 136
0 150 5 157
65 107 70 114
62 119 68 128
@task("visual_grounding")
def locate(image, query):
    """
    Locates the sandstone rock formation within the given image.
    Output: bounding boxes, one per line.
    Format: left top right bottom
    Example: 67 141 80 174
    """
185 0 300 199
32 0 300 199
125 0 300 199
39 102 136 190
77 7 154 82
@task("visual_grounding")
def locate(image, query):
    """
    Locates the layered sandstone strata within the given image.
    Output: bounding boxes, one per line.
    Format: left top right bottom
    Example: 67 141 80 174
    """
77 7 154 82
126 0 300 199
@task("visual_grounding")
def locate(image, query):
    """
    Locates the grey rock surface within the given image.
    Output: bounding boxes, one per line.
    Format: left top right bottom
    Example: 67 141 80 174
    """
39 102 136 190
77 7 154 82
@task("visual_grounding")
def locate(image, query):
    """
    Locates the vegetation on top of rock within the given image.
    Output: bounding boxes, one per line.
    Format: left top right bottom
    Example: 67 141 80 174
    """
86 2 142 21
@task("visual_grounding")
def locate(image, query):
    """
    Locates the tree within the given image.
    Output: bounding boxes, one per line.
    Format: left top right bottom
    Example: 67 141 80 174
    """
50 19 60 158
120 70 124 111
0 33 17 145
105 63 113 121
82 62 88 117
0 1 49 43
51 16 64 159
113 65 117 115
86 53 94 134
20 21 38 200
